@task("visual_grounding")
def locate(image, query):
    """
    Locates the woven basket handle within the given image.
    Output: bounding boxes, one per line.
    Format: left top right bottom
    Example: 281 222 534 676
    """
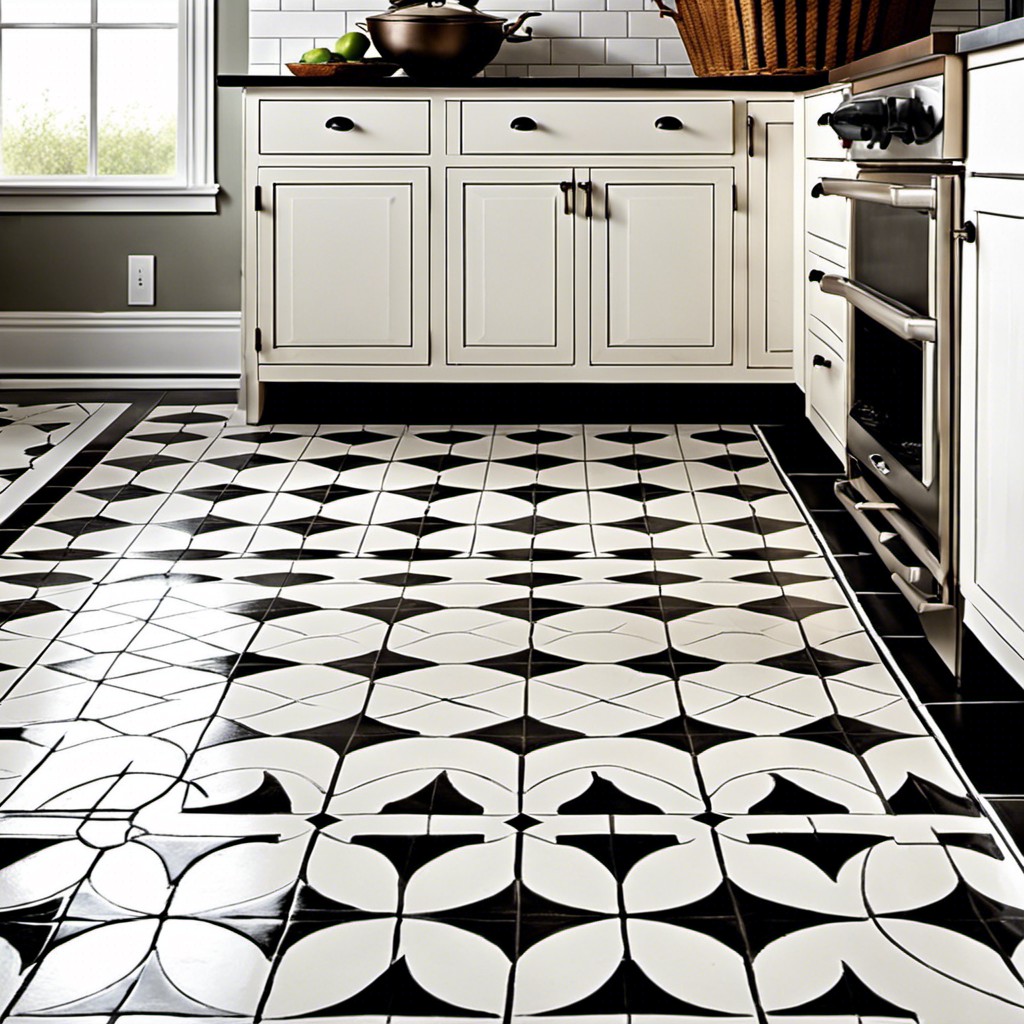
651 0 682 22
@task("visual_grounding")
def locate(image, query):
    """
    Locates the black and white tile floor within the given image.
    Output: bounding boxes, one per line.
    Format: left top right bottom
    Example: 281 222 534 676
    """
0 404 1022 1022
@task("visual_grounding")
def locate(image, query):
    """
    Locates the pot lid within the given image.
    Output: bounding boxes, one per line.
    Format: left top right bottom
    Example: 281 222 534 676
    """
369 0 503 23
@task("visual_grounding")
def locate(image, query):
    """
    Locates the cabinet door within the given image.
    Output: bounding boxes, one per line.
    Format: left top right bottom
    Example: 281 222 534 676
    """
960 176 1024 682
589 167 734 366
257 167 428 365
447 168 575 365
748 101 794 368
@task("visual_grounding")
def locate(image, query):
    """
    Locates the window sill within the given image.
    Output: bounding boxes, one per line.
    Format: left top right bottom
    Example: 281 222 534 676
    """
0 185 221 214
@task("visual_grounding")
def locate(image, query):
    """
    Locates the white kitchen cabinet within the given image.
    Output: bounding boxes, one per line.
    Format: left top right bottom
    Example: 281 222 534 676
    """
240 86 799 422
447 168 576 366
256 166 429 366
748 101 795 368
590 167 734 365
960 174 1024 685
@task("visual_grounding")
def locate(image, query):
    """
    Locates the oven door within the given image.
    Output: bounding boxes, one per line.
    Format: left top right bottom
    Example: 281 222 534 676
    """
811 171 958 540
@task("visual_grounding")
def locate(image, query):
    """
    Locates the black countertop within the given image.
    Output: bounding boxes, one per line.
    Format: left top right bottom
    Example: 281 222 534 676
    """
218 73 828 91
957 17 1024 54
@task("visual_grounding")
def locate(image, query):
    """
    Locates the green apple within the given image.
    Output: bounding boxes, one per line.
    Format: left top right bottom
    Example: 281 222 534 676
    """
300 47 333 64
328 52 347 62
334 31 371 61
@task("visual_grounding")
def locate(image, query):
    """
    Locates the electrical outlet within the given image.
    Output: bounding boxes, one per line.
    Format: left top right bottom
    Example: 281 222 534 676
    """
128 255 155 306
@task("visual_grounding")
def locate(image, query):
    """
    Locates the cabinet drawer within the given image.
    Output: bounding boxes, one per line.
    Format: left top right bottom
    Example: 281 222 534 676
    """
805 89 849 160
259 99 430 155
459 100 734 155
806 164 852 250
806 247 848 347
807 329 847 446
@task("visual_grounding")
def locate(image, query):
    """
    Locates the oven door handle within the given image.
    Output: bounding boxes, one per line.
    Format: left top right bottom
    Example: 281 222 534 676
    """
816 274 937 343
812 177 937 210
834 479 947 586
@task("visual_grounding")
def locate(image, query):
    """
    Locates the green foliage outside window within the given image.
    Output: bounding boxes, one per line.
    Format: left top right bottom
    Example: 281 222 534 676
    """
0 99 176 177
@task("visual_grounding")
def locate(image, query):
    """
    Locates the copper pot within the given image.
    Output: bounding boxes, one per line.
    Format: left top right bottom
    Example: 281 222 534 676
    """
362 0 540 82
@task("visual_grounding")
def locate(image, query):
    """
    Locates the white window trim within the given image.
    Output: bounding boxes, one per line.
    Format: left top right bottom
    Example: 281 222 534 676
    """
0 0 218 213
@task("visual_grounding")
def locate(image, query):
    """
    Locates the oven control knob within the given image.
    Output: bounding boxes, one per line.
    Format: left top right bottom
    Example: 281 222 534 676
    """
827 97 891 149
887 95 941 145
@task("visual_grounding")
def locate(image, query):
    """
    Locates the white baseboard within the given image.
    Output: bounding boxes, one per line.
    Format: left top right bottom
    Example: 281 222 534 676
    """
0 311 242 387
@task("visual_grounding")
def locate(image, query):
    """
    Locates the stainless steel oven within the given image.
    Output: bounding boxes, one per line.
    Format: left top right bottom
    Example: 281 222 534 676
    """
811 60 967 672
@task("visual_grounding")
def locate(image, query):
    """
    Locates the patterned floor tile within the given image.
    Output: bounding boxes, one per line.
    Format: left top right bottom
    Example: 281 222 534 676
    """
0 414 1020 1022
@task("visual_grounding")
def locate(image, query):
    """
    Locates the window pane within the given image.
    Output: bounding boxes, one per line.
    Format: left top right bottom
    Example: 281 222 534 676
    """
0 28 90 176
97 28 178 177
98 0 179 23
0 0 90 21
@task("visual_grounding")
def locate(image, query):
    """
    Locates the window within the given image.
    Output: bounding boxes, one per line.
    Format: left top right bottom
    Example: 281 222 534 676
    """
0 0 217 212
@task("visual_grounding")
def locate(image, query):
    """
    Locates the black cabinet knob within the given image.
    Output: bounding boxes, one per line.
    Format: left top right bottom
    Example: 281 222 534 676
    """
510 116 537 131
808 269 825 283
812 354 832 369
655 115 683 131
325 116 355 132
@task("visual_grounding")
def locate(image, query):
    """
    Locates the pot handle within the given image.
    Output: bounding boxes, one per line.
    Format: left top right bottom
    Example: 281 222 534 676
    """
651 0 682 21
355 21 368 29
503 11 541 41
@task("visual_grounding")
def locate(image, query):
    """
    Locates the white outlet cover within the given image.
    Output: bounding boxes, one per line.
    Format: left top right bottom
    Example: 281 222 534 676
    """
129 255 155 306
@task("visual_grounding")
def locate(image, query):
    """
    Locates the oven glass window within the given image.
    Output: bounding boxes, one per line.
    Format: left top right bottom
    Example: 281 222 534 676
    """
853 203 931 314
850 313 924 479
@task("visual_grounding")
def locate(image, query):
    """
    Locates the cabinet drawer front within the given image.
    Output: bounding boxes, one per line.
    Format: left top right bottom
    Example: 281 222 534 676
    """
260 99 430 155
806 247 848 348
805 163 852 250
807 329 847 447
459 100 734 155
805 89 848 160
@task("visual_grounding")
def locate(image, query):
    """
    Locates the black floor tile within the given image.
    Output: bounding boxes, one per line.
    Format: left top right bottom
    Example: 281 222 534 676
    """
859 594 926 638
989 800 1024 847
885 637 960 702
833 554 900 594
926 702 1024 793
789 473 843 511
759 422 845 474
811 511 874 557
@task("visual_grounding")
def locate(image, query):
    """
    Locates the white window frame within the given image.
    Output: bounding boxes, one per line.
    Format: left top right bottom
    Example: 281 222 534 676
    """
0 0 218 213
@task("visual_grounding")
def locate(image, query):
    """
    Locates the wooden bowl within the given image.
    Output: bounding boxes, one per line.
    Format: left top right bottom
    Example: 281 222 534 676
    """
286 60 399 80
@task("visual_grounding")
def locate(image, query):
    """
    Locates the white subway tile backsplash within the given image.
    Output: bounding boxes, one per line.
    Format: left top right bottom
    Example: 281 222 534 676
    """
605 36 658 62
580 11 628 37
251 0 990 78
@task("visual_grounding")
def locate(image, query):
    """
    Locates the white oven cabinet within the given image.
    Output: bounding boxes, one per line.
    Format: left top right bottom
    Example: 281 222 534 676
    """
240 86 799 421
960 174 1024 686
256 167 429 366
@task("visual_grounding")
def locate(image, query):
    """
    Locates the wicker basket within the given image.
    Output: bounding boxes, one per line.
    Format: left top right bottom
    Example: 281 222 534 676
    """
652 0 937 76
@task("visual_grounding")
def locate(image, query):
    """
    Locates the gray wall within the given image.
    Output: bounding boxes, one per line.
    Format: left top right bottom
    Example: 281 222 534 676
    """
0 0 247 313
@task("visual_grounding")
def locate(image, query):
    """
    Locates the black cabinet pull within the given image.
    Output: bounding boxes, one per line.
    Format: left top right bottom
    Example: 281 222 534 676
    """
954 220 977 244
812 353 832 369
325 116 355 132
577 180 593 218
559 180 574 216
808 269 825 283
654 115 683 131
510 116 537 131
810 182 825 198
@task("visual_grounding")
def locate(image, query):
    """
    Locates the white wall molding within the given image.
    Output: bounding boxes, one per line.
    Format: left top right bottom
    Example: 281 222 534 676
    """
0 311 241 386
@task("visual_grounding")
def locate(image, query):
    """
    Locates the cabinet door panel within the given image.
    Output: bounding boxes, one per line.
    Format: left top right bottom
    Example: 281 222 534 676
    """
448 168 574 365
748 101 795 368
258 167 428 365
961 177 1024 673
590 167 734 365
